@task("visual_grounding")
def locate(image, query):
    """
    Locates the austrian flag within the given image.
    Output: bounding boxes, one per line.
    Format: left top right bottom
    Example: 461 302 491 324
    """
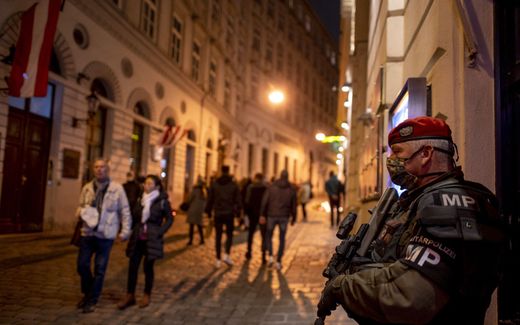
158 125 187 148
8 0 61 98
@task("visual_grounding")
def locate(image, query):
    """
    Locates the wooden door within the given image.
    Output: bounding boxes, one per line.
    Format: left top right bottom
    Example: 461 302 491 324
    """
0 108 51 233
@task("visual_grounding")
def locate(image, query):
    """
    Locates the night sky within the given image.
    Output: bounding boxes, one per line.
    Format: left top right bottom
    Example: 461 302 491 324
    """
307 0 340 42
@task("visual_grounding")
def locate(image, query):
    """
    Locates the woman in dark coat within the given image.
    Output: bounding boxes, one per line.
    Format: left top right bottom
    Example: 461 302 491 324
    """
186 176 206 245
118 175 173 309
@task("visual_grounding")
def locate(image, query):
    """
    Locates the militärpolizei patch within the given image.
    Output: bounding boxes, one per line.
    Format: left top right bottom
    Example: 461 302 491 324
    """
399 126 413 137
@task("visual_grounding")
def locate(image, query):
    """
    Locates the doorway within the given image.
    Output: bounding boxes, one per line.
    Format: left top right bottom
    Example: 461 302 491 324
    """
0 85 54 233
495 1 520 322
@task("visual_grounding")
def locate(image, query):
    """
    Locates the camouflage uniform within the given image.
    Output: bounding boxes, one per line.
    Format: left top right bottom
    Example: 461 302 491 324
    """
324 167 505 324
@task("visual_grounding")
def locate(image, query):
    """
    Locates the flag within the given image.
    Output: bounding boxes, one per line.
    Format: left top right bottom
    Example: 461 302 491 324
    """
8 0 61 98
158 125 187 147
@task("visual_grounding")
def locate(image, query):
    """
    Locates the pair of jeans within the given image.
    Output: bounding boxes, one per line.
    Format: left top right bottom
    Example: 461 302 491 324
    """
127 240 155 294
301 203 308 221
247 214 267 255
214 214 234 259
77 236 114 304
266 216 289 262
329 196 340 226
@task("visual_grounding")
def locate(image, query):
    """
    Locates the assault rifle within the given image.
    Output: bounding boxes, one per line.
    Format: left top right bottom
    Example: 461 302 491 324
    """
315 188 398 325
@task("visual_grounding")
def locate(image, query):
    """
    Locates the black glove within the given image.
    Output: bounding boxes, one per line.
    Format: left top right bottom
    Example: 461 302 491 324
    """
317 278 339 318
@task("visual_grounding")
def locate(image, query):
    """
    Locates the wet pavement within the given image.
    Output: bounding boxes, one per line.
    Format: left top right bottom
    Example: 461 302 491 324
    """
0 198 356 324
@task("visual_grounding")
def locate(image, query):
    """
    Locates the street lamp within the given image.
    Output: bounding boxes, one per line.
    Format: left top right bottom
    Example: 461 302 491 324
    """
315 132 326 141
268 89 285 104
72 91 99 127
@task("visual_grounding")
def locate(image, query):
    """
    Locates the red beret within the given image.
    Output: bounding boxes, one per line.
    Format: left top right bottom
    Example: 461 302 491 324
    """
388 116 452 146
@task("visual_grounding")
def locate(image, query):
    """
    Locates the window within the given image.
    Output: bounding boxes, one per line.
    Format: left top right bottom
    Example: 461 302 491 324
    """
209 61 217 96
170 15 183 65
305 14 311 32
224 79 231 111
250 70 259 102
191 41 200 82
211 0 221 23
273 152 279 177
141 0 157 39
261 148 268 176
278 13 284 31
284 156 289 171
226 19 234 47
112 0 123 9
248 143 255 177
266 0 275 18
276 43 284 73
265 42 273 70
252 28 261 52
131 101 149 177
287 53 292 80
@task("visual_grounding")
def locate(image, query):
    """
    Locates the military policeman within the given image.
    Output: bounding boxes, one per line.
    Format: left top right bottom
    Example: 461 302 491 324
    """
317 116 505 324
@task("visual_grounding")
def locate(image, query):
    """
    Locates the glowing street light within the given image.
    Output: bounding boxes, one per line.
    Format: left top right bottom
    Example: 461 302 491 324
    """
338 146 344 152
337 153 343 159
268 90 285 104
315 132 326 141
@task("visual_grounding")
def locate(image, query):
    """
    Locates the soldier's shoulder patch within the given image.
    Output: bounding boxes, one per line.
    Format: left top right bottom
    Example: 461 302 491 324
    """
432 191 479 211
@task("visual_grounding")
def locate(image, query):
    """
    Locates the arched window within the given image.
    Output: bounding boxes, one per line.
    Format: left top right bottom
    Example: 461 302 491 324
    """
83 78 108 183
131 101 150 177
161 117 176 190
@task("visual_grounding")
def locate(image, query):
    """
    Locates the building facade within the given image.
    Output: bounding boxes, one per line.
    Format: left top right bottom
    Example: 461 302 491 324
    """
0 0 339 233
338 0 520 323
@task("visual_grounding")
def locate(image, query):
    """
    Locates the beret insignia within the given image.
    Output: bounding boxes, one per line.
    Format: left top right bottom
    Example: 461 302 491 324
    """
399 126 413 137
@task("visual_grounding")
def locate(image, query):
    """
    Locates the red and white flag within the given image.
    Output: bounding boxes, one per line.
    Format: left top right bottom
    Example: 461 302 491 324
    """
158 125 187 147
8 0 61 98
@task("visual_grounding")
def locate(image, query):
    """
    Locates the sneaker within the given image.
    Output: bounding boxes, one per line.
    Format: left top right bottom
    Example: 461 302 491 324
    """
274 262 282 270
215 259 222 268
223 254 234 266
82 303 96 313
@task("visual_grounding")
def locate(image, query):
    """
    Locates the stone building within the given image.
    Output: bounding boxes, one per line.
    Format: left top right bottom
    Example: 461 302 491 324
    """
0 0 338 233
338 0 520 323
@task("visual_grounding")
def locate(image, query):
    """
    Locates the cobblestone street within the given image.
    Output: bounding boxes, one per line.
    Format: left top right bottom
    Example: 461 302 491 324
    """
0 198 356 325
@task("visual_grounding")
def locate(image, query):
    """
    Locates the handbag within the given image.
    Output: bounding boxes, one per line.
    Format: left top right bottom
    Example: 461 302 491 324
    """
179 201 190 212
70 219 82 247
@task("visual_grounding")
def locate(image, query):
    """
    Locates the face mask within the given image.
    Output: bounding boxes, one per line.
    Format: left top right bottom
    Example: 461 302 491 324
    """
386 146 425 190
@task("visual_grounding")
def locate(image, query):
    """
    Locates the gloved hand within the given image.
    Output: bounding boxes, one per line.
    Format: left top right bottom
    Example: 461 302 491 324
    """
317 278 340 318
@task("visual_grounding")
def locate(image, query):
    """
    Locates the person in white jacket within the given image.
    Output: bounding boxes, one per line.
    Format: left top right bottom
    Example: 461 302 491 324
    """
75 159 131 313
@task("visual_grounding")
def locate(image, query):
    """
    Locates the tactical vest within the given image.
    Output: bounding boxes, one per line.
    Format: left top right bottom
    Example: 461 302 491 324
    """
356 173 505 325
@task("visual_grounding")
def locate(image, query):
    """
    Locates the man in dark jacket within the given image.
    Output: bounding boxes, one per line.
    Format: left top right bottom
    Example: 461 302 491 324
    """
260 170 297 270
244 173 268 263
325 171 341 227
205 165 241 267
123 171 142 212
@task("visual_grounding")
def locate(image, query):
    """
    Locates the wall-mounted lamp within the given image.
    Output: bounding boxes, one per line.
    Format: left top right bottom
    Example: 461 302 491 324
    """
76 72 90 84
341 82 352 93
72 91 99 128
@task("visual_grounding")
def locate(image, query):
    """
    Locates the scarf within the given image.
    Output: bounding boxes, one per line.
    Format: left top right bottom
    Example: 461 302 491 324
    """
141 189 160 224
93 179 109 215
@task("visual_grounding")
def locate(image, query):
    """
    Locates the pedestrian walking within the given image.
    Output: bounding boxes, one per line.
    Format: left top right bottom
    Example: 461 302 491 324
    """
244 173 268 263
205 165 241 267
260 170 297 270
297 180 312 222
317 116 506 324
118 175 173 310
75 158 132 313
325 171 341 227
186 176 206 246
123 171 142 212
